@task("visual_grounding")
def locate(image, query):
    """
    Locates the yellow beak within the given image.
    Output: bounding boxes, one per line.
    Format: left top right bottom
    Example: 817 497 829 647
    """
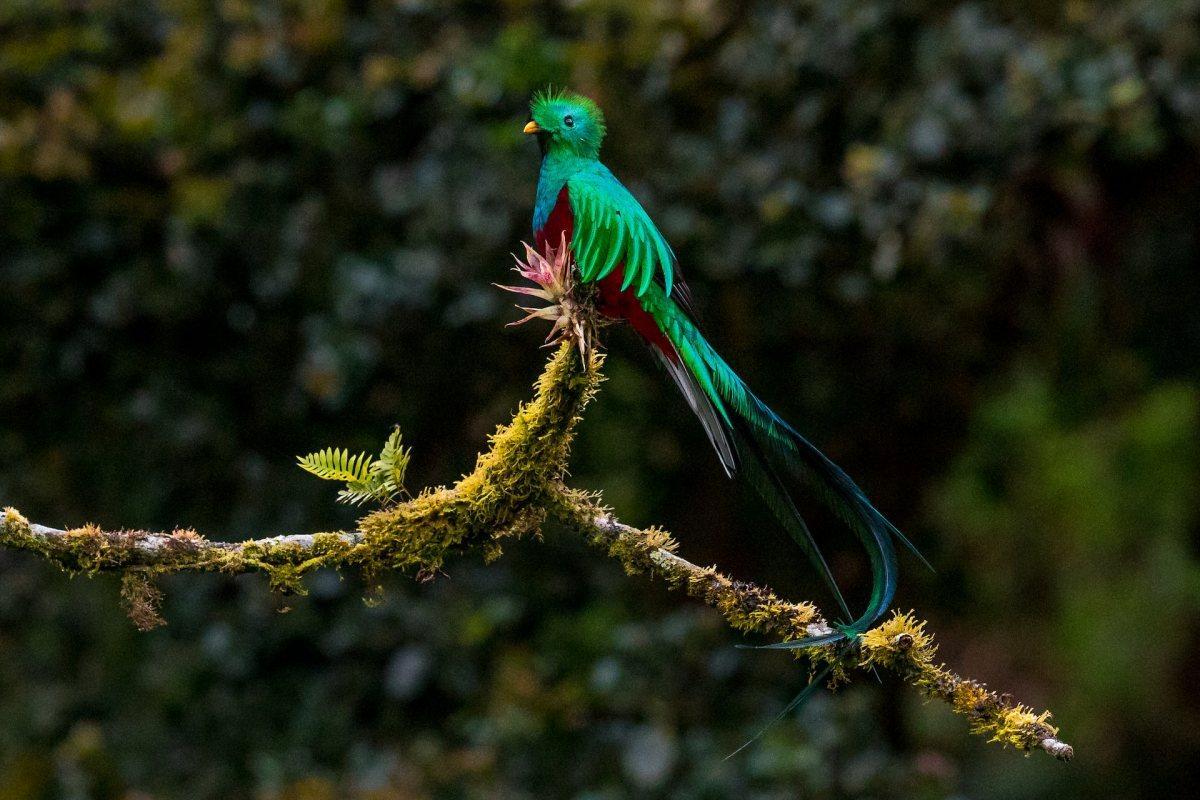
523 120 542 135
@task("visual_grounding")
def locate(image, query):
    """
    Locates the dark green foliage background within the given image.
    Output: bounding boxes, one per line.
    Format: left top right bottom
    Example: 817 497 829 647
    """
2 1 1198 797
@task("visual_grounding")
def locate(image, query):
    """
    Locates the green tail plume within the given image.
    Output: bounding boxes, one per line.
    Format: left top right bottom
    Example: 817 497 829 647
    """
725 664 833 759
643 287 926 648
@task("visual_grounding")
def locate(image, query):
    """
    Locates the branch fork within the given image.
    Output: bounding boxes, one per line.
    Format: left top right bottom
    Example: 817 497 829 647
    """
1 336 1072 761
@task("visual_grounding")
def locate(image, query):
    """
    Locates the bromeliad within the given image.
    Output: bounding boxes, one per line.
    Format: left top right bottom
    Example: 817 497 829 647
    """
507 88 926 652
497 234 600 366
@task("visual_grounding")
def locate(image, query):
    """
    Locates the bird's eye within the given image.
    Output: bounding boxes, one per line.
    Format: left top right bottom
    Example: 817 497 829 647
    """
563 115 574 128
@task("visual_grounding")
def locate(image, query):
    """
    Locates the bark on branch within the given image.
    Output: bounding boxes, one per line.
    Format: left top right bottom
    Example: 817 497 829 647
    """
0 341 1072 762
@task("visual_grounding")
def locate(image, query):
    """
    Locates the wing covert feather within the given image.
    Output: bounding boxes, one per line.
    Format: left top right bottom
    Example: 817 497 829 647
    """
567 168 676 297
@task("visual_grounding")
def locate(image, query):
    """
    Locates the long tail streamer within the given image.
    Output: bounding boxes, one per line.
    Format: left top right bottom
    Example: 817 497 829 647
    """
644 286 928 648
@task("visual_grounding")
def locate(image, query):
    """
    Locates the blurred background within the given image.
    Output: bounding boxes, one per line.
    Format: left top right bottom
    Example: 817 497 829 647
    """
2 1 1198 797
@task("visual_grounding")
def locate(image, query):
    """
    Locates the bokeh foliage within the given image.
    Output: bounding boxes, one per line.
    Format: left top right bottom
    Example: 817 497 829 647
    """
1 1 1198 797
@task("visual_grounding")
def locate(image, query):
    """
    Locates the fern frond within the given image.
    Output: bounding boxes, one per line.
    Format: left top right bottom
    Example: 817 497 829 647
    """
297 428 411 509
296 448 373 484
337 485 386 507
373 427 411 490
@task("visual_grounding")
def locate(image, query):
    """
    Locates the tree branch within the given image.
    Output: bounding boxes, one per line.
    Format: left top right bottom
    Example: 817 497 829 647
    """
0 340 1072 761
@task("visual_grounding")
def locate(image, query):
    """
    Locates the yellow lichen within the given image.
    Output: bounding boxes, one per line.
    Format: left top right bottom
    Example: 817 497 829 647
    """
859 610 936 672
990 706 1058 750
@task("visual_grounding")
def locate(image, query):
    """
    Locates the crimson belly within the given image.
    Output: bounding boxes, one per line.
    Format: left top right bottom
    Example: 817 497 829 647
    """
534 187 676 357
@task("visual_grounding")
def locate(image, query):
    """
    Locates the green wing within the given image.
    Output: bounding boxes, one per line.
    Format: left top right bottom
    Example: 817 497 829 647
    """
567 166 676 297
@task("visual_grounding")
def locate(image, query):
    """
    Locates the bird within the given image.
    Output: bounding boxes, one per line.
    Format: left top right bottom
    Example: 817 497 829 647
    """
520 88 925 650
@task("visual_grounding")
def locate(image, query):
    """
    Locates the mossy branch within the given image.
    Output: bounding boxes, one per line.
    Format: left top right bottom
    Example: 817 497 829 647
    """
0 340 1072 761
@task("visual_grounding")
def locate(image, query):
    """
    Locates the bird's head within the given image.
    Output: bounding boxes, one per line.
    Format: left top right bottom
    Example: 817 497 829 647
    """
524 88 606 159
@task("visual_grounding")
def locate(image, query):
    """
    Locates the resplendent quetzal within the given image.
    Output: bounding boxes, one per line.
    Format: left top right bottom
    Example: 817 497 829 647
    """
523 89 924 648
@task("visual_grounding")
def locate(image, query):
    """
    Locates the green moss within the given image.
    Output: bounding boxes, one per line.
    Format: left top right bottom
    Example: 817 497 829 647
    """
356 340 601 575
1 508 36 551
859 611 936 673
4 342 601 609
857 610 1061 755
556 492 823 644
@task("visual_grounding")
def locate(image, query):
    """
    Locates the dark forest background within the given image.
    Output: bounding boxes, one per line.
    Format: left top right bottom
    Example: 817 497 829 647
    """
2 1 1199 798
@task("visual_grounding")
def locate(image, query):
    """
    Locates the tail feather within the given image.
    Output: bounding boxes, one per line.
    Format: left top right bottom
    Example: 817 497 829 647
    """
654 323 853 624
731 417 854 623
653 342 851 620
734 392 899 647
725 663 833 759
646 289 918 647
652 348 737 477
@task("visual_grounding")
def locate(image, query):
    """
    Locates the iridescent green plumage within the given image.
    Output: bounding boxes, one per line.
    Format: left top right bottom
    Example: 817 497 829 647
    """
567 170 676 296
527 89 924 651
529 90 676 298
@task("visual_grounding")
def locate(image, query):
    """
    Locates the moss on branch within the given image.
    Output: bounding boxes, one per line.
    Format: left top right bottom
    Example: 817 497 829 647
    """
0 341 1072 761
2 342 598 591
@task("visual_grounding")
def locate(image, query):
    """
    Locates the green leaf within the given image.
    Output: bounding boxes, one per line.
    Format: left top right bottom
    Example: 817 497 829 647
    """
372 426 411 490
337 482 386 507
296 448 373 484
297 427 411 508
